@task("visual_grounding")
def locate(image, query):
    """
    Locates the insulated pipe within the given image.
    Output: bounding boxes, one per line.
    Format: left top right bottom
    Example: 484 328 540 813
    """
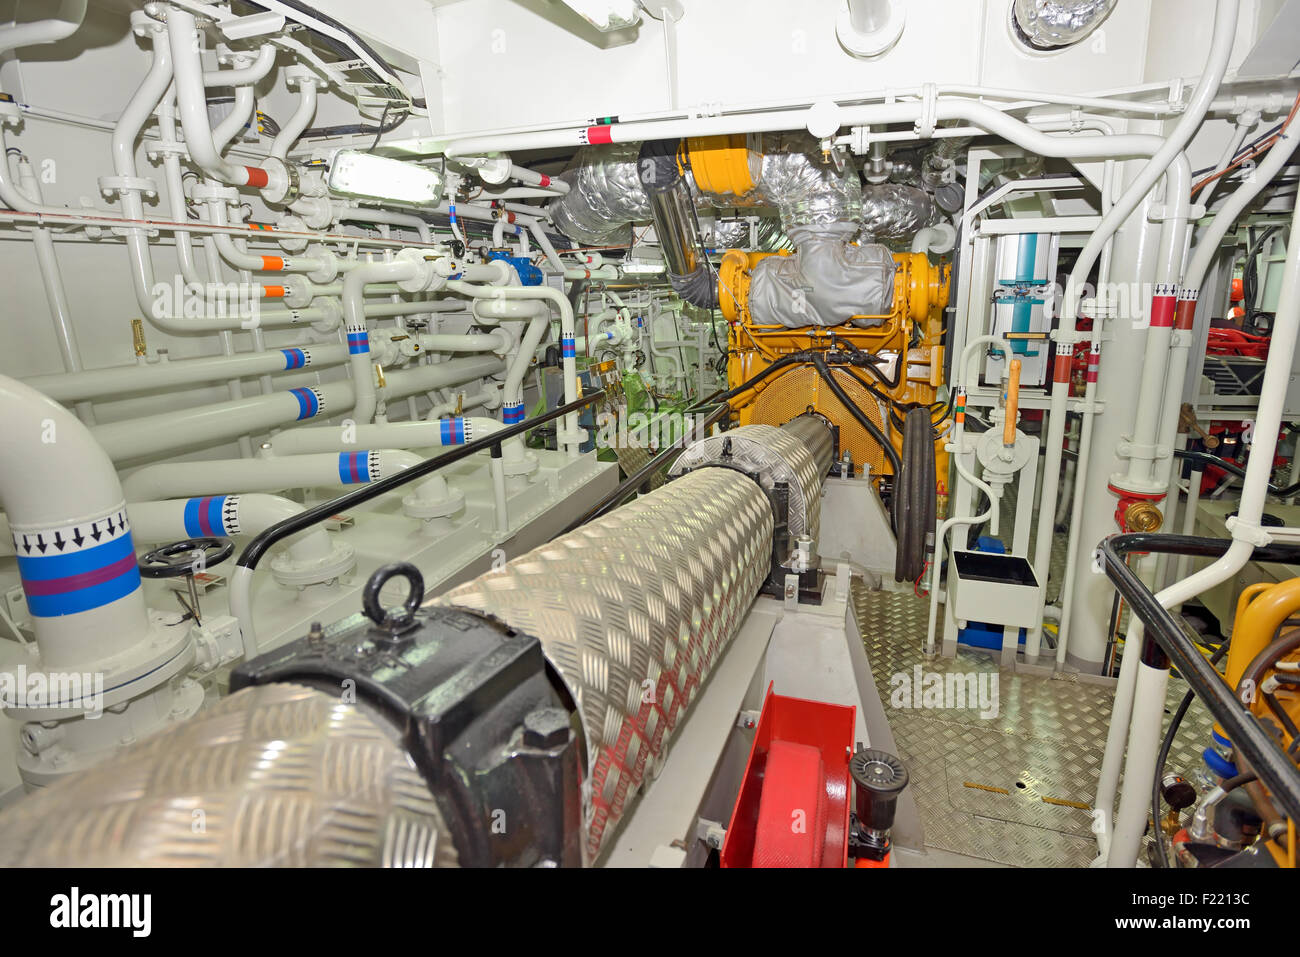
122 450 428 500
128 493 334 565
269 417 504 455
89 354 506 461
342 259 422 424
23 343 350 403
1102 168 1300 868
911 221 956 256
0 0 86 56
1033 0 1239 637
166 8 272 191
0 375 149 670
446 281 582 456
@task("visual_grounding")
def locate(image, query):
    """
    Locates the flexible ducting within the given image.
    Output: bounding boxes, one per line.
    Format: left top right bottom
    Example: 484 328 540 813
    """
756 132 863 231
860 184 937 244
699 215 791 252
1012 0 1117 49
0 682 459 866
549 142 651 246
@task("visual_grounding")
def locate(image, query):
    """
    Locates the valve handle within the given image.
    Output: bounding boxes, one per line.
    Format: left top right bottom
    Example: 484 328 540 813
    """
1003 358 1022 447
138 537 233 579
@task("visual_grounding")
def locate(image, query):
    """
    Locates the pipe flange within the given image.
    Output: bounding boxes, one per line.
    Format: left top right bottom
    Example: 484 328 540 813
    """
309 296 344 333
305 244 339 283
976 428 1034 474
0 610 195 720
259 156 299 206
282 274 315 309
192 182 238 203
294 195 334 230
471 155 512 185
274 214 311 253
503 450 539 478
836 1 906 58
403 484 466 519
556 426 589 449
98 174 157 200
394 248 438 293
270 538 356 587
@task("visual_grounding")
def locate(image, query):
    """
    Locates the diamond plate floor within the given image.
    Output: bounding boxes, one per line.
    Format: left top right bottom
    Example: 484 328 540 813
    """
852 585 1215 868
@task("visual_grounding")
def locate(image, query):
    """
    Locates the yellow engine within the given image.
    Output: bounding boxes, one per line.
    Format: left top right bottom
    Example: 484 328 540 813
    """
717 247 950 484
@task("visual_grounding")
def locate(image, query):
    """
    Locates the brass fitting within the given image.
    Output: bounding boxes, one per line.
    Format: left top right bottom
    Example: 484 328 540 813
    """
131 318 147 357
1124 501 1163 533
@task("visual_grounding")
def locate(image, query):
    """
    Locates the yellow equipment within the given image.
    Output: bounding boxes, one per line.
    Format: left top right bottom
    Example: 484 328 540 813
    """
717 247 950 481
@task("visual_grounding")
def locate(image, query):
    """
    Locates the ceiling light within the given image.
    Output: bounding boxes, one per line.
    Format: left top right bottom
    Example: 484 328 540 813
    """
327 151 445 206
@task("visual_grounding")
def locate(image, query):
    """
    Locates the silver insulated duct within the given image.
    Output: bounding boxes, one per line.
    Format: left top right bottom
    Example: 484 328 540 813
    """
860 184 937 245
1011 0 1117 49
549 142 651 246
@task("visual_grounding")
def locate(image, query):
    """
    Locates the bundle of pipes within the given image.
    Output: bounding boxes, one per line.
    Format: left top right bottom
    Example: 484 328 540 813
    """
0 408 837 865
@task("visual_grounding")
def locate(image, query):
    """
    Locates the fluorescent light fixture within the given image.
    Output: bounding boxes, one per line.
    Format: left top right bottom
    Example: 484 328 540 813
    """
620 258 665 275
327 150 445 205
558 0 642 31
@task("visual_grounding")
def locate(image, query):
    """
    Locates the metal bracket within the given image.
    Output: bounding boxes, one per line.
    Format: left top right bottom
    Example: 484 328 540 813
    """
695 818 726 851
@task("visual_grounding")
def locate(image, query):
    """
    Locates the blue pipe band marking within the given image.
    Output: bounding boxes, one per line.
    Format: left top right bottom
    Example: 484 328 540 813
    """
183 496 229 537
18 533 141 617
289 387 321 420
281 348 307 370
346 331 370 355
502 403 524 424
337 451 373 484
561 335 576 359
439 418 467 445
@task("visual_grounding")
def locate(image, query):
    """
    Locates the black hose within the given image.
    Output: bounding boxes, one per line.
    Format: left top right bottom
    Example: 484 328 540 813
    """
894 407 936 582
811 352 903 480
1173 448 1300 498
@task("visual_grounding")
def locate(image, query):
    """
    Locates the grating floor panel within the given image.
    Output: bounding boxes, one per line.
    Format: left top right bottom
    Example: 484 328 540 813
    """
851 584 1215 867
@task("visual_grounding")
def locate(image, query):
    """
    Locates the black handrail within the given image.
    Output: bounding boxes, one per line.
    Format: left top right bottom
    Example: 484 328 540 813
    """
555 400 731 537
235 390 607 570
1099 532 1300 824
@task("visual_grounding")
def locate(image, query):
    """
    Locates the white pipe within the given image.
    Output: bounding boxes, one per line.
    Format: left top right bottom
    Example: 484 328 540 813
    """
166 8 267 189
0 0 86 56
127 493 334 565
1034 0 1239 643
336 205 432 243
446 280 581 455
23 343 350 403
123 450 426 500
201 44 276 88
343 259 421 424
0 374 149 670
1103 167 1300 867
911 221 957 256
270 417 504 455
89 354 506 461
270 75 318 160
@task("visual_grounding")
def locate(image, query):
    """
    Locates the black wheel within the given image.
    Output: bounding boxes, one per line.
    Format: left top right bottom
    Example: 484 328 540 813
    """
138 537 233 579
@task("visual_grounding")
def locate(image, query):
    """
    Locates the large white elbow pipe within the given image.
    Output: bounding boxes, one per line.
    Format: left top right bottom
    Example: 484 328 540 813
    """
128 493 334 566
0 374 149 670
270 71 319 160
202 43 276 87
166 7 275 191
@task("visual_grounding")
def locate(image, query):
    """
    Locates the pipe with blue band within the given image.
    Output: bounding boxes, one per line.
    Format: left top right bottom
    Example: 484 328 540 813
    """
346 330 370 355
280 348 309 370
183 495 234 537
561 335 576 359
337 451 374 484
17 533 141 618
289 387 322 420
502 402 525 425
438 417 469 445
